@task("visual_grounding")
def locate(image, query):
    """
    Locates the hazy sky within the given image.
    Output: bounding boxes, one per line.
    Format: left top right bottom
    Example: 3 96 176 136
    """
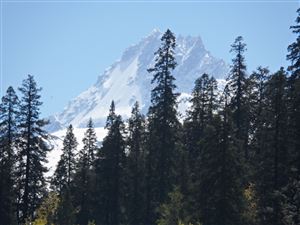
1 0 299 117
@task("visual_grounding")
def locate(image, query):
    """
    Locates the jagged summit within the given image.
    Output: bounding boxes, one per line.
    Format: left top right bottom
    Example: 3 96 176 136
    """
46 30 228 132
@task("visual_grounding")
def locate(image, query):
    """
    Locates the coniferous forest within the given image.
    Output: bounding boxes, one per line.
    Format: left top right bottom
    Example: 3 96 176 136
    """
1 8 300 225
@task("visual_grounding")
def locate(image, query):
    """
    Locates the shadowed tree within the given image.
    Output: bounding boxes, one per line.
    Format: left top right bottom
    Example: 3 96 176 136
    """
0 86 19 225
145 29 180 225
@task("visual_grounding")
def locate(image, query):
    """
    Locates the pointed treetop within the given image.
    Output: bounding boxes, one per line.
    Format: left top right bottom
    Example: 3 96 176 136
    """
110 100 115 113
161 29 176 48
106 100 117 130
230 36 247 54
87 118 94 128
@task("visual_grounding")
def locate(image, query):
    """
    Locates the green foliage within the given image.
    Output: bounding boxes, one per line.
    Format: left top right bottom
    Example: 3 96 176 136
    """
157 187 189 225
31 192 59 225
56 188 76 225
2 13 300 225
87 220 96 225
243 183 259 225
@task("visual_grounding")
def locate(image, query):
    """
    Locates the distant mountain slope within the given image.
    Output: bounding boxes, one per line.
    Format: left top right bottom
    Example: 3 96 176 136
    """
46 29 228 132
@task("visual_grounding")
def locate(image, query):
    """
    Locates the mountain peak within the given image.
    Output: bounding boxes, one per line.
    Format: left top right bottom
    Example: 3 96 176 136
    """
46 31 228 132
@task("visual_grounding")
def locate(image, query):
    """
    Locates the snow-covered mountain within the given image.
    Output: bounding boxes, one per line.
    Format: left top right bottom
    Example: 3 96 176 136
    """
46 29 228 132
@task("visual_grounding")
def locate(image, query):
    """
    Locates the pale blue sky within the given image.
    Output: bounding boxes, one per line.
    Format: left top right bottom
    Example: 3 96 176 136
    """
1 0 299 117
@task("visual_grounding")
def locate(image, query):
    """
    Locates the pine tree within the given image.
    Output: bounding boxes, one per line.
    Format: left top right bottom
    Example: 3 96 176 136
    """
0 86 19 225
126 101 146 225
95 101 126 225
17 75 50 223
227 36 250 159
74 119 97 225
145 29 180 225
52 124 78 193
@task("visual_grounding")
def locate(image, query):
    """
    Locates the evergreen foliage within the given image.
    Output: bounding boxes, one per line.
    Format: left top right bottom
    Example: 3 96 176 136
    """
73 119 97 225
2 17 300 224
227 36 250 159
52 124 78 193
95 101 126 225
287 8 300 179
125 101 146 225
145 29 180 224
255 68 289 225
17 75 50 223
56 188 76 225
0 86 19 225
157 186 188 225
31 192 59 225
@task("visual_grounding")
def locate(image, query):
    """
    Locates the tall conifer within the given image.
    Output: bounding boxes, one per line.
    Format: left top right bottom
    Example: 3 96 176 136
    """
145 29 180 224
0 86 19 225
17 75 50 223
95 101 126 225
126 101 146 225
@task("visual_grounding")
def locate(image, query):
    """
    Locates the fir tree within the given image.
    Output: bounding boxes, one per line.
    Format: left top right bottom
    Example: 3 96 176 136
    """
195 86 245 225
287 8 300 76
82 118 97 167
227 36 250 159
145 29 180 225
248 67 269 158
286 8 300 178
126 101 146 225
95 101 126 225
17 75 50 223
74 119 98 225
52 125 78 225
182 73 218 222
0 86 19 225
278 8 300 225
52 124 78 193
255 68 289 225
184 74 218 178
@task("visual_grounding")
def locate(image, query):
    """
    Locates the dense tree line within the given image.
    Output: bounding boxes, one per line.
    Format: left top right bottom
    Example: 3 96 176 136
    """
1 8 300 225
